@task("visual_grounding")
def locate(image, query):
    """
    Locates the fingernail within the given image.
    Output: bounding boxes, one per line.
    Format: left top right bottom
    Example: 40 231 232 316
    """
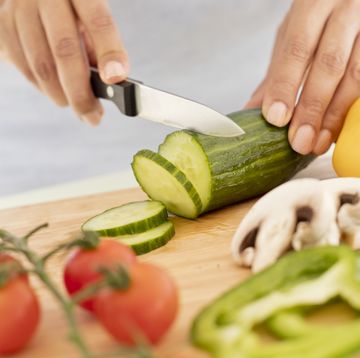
104 61 125 82
291 124 316 154
81 109 102 126
313 129 332 155
266 101 288 127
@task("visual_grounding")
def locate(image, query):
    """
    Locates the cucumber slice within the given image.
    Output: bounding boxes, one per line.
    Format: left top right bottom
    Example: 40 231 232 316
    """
159 131 211 209
116 221 175 255
132 150 202 219
82 200 168 236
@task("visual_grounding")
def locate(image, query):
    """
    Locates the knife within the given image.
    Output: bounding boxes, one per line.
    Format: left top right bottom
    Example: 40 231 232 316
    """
90 68 244 137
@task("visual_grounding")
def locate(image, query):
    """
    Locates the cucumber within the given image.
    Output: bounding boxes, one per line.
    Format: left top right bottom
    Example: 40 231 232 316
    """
82 200 168 236
159 131 211 209
158 109 314 214
132 150 202 219
115 221 175 255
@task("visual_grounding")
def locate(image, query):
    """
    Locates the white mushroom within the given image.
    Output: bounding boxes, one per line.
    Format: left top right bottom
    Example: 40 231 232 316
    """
322 178 360 249
231 179 339 273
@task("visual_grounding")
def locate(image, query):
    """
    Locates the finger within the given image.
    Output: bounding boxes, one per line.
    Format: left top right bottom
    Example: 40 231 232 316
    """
72 0 129 84
289 8 359 154
39 0 103 125
262 0 334 127
78 22 97 67
314 34 360 154
15 0 67 107
0 6 37 86
244 13 289 110
244 79 267 109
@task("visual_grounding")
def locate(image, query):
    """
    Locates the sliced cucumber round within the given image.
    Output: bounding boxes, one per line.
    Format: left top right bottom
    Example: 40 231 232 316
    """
116 221 175 255
82 200 168 236
132 150 202 219
159 131 211 210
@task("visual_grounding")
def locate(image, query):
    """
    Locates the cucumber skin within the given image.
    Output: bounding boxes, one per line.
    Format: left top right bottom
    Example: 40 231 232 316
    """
132 150 203 219
82 201 168 236
117 221 175 255
163 109 314 214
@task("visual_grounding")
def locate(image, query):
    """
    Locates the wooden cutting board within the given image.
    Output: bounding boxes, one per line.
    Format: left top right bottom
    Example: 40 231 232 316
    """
0 187 255 357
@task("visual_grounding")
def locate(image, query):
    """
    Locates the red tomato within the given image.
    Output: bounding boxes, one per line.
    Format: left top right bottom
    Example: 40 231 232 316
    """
0 262 40 354
94 262 178 346
64 239 136 311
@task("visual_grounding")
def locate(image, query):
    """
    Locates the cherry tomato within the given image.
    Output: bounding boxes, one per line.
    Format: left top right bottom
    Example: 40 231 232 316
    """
94 262 178 346
64 239 136 311
0 258 40 354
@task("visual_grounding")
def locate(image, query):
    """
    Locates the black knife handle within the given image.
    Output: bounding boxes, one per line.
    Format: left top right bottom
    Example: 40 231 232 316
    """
90 68 138 117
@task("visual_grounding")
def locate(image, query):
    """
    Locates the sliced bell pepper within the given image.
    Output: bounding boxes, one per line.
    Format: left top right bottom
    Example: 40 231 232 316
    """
191 246 360 358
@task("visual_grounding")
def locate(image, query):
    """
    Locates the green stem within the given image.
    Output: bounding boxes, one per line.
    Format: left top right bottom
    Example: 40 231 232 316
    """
35 266 93 358
23 223 49 240
42 232 99 262
16 235 94 358
41 242 74 262
0 245 29 255
71 280 107 305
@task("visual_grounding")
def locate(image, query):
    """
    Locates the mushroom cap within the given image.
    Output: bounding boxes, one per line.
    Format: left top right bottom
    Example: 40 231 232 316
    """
231 178 339 272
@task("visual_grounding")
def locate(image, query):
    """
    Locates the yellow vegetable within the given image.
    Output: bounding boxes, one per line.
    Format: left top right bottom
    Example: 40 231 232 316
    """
333 98 360 177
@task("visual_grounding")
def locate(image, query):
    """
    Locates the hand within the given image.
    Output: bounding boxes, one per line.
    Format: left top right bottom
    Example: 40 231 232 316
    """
245 0 360 155
0 0 129 126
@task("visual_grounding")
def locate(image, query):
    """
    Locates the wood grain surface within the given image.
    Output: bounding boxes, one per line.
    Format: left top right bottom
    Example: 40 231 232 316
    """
0 188 256 358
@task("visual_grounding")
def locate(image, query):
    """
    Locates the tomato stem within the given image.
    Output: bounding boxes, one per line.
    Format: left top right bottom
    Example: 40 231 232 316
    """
23 223 49 240
99 266 131 290
71 280 107 305
42 231 100 262
34 264 94 358
0 228 95 358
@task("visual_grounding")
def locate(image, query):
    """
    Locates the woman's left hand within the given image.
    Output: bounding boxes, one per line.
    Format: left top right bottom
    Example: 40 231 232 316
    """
246 0 360 155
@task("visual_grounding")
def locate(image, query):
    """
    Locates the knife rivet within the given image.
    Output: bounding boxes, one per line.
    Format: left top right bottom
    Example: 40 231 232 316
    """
106 86 114 98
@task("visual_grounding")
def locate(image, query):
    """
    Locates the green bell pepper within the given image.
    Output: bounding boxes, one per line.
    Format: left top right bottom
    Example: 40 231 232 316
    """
191 246 360 358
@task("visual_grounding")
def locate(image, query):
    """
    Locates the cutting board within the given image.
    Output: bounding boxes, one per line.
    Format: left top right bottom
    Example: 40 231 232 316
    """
0 187 255 357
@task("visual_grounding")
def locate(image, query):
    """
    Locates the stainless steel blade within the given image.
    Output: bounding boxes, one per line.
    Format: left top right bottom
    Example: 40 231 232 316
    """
134 84 244 137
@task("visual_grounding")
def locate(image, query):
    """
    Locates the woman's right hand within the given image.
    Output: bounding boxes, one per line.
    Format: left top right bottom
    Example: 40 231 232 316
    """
0 0 129 126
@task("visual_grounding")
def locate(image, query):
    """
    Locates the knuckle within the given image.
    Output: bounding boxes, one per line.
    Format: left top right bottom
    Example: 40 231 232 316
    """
348 61 360 83
54 37 80 59
318 49 346 75
33 57 55 82
301 97 327 117
89 13 115 32
269 79 297 98
283 38 310 63
70 91 93 113
99 49 127 63
327 106 344 121
324 111 344 133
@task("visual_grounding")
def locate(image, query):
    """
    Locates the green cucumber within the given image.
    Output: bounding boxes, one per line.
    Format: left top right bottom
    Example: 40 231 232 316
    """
131 150 202 219
82 200 168 236
115 221 175 255
159 131 211 209
158 108 314 214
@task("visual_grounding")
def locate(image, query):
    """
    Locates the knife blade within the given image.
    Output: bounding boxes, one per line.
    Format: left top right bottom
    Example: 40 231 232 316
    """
90 69 244 137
